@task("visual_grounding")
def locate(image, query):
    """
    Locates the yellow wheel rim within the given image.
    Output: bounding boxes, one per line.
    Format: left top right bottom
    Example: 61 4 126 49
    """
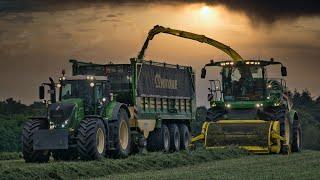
119 120 129 150
96 128 105 154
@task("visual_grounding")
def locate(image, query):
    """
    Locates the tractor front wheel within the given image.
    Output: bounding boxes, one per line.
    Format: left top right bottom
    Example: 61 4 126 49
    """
77 118 106 160
22 119 50 163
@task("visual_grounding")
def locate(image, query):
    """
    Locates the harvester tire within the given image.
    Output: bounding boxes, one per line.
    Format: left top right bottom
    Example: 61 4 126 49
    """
146 124 170 152
169 123 180 152
22 119 50 163
108 108 131 158
275 109 292 154
292 120 302 152
77 118 106 160
178 124 191 150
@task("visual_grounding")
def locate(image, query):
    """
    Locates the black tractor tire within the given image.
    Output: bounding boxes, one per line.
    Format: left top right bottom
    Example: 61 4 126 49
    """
22 119 50 163
168 123 180 152
108 108 131 158
77 118 106 160
275 108 292 154
178 124 191 150
52 149 78 161
146 124 170 152
292 120 302 152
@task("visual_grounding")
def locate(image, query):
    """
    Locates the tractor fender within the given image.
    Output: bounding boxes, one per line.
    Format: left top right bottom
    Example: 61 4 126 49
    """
105 101 131 121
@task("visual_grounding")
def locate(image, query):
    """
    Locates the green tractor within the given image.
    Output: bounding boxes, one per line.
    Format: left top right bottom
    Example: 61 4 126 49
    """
22 59 195 162
194 59 302 154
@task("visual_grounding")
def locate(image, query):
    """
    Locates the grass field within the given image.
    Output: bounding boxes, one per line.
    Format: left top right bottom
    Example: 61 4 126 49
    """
0 149 319 180
103 151 320 180
0 148 248 180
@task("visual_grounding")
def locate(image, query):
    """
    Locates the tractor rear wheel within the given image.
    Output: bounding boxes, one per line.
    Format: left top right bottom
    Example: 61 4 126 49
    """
77 118 106 160
108 108 131 158
22 119 50 163
169 123 180 152
178 124 191 150
292 120 302 152
146 124 170 152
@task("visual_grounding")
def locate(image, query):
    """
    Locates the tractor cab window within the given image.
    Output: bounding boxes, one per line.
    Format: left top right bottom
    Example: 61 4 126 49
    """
223 65 265 101
61 80 90 100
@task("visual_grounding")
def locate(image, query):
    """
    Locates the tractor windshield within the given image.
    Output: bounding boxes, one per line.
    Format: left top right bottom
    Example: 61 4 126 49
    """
222 65 265 101
61 80 92 100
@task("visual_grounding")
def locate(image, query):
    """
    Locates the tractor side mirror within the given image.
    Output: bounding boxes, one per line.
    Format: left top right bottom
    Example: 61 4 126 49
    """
281 66 287 77
39 86 45 99
201 68 206 79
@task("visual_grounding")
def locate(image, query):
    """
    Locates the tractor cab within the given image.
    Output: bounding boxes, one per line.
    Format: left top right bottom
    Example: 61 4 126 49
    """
58 75 111 116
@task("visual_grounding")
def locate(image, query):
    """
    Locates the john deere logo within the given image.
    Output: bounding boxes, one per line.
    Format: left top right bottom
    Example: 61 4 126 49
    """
155 74 177 90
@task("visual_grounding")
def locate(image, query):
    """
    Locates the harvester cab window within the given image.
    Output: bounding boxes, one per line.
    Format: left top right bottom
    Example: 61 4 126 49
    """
223 66 265 101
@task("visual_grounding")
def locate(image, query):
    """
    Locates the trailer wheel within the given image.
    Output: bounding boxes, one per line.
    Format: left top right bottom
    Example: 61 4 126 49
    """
178 124 191 150
109 108 131 158
22 119 50 163
169 123 180 152
292 120 302 152
77 118 106 160
146 124 170 152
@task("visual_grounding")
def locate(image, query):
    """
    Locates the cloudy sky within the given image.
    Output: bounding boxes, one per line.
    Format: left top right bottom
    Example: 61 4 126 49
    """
0 0 319 105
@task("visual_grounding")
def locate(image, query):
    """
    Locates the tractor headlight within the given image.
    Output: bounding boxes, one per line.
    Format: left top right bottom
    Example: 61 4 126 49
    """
90 82 95 87
225 104 231 108
274 102 281 106
61 119 69 128
50 122 56 129
256 103 263 108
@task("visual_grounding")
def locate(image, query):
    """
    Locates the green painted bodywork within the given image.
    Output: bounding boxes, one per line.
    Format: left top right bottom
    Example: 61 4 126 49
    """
60 98 84 129
104 100 118 120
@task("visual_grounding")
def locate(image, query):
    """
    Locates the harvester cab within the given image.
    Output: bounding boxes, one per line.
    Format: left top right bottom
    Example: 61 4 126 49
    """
195 59 301 154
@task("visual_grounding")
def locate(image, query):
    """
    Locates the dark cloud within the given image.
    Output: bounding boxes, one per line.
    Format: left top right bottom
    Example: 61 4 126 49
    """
1 0 319 24
212 0 320 24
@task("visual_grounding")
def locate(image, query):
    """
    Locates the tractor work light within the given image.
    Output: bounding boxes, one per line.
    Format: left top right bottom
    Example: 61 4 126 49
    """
256 103 263 108
86 76 94 80
90 82 95 87
56 83 61 88
225 104 231 108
